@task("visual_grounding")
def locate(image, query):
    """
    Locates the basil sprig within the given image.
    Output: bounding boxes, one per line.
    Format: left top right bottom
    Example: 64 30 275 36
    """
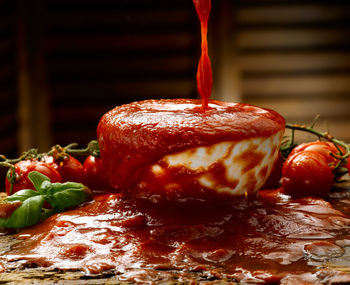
0 171 92 229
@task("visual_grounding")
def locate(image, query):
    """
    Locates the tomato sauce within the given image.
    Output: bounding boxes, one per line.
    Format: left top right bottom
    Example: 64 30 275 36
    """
1 190 350 283
97 99 285 190
0 201 22 218
193 0 212 109
1 1 349 283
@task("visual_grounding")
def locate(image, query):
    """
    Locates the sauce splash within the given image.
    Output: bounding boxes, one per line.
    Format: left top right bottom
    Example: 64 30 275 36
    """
193 0 213 110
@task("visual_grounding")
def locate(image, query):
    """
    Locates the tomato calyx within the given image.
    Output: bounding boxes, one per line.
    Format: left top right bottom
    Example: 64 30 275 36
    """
6 167 17 195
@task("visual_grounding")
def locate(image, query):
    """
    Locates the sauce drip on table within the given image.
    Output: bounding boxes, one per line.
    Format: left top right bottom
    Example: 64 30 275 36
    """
193 0 213 110
2 189 350 283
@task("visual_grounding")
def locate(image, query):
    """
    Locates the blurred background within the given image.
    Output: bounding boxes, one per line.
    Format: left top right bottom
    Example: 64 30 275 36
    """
0 0 350 159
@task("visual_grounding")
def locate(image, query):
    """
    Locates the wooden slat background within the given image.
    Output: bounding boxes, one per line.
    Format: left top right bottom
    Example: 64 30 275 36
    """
232 0 350 142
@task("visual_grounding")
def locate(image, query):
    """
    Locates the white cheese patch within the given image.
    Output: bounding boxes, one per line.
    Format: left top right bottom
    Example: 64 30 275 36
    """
147 131 284 197
165 142 232 170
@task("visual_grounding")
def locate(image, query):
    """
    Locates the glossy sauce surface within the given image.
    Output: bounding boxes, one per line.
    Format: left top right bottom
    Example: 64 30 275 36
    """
2 190 350 283
97 99 285 190
0 201 22 218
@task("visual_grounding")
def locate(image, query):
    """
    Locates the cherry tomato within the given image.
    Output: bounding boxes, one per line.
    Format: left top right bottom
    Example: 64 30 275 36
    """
281 151 333 198
83 155 111 191
5 160 62 195
290 141 341 169
44 155 85 184
347 157 350 175
59 155 85 183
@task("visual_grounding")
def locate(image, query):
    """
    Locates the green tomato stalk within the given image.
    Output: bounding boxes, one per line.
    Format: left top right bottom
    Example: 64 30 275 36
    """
0 140 100 169
47 140 100 158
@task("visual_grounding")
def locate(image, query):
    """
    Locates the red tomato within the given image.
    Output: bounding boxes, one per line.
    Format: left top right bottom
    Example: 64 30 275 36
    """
290 141 341 169
83 155 111 191
281 151 333 198
59 155 85 183
347 157 350 175
44 155 85 184
5 160 62 195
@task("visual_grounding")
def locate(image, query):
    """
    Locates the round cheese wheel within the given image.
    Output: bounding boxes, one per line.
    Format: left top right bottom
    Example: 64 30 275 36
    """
97 99 285 203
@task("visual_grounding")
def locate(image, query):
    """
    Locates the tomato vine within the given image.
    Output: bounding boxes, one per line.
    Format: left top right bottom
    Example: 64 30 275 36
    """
0 140 100 169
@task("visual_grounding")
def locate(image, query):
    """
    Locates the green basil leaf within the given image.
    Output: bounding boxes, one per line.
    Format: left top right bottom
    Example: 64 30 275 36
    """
39 180 53 196
53 182 83 190
6 189 39 202
46 182 89 211
28 171 51 193
1 195 45 228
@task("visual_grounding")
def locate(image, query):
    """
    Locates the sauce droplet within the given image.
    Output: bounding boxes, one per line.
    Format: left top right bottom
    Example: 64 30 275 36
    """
193 0 213 110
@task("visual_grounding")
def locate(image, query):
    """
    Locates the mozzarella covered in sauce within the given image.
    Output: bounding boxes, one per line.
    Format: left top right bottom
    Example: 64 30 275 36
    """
97 99 285 202
137 130 283 200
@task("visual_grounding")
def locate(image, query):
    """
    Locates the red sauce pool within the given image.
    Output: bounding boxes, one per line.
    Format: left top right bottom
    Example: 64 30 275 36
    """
2 189 350 283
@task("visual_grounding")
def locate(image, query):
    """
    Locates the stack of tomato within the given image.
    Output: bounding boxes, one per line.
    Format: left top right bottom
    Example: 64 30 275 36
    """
5 154 111 196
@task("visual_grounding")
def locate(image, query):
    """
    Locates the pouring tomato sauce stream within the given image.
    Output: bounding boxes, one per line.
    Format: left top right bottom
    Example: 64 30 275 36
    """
193 0 212 110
